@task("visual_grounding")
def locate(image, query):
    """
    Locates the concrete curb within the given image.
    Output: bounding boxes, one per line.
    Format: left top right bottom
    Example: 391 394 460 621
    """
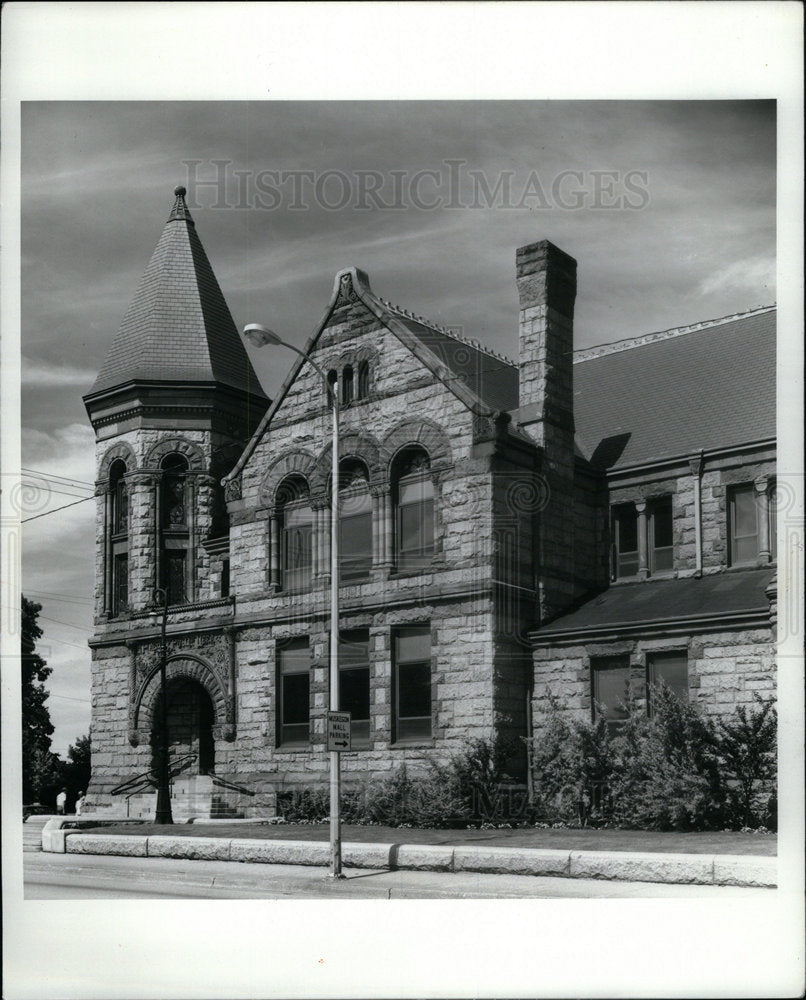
41 821 777 888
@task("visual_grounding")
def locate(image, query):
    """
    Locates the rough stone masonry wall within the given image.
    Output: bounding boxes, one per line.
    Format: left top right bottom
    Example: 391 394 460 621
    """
84 644 151 810
608 454 776 579
221 295 506 793
530 624 776 737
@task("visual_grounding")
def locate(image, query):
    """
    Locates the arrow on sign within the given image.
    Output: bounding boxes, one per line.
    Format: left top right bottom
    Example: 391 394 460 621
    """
333 740 348 748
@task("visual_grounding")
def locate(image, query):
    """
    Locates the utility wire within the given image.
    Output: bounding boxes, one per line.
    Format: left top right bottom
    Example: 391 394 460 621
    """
38 614 92 633
22 483 94 500
21 468 95 488
25 591 93 607
21 495 95 522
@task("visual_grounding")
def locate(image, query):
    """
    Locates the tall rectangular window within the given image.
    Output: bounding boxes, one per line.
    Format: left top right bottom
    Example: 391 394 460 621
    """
647 652 688 711
278 640 310 747
649 496 674 572
338 630 370 745
397 477 435 571
113 479 129 535
282 501 313 591
394 627 432 742
729 485 758 565
339 489 372 582
612 504 638 578
113 553 128 615
164 549 186 606
591 656 631 732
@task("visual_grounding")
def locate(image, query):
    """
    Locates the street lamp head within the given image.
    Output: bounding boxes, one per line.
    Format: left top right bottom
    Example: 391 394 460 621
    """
243 323 282 348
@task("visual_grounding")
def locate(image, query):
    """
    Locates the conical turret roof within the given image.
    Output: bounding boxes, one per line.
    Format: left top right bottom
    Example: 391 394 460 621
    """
87 186 267 399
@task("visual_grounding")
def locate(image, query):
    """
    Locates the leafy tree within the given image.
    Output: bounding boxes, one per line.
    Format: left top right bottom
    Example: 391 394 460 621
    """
21 596 58 803
59 734 92 801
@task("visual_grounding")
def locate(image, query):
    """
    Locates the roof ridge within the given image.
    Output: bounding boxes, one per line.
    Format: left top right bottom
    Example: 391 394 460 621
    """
378 297 517 368
573 304 776 363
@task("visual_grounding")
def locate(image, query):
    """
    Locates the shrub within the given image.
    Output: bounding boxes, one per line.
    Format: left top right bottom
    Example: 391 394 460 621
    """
607 684 728 831
717 695 777 830
448 735 524 824
527 695 612 826
528 689 777 832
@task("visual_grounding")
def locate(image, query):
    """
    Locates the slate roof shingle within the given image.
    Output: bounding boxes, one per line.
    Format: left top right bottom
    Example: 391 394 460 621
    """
532 568 775 639
88 188 267 399
573 308 776 469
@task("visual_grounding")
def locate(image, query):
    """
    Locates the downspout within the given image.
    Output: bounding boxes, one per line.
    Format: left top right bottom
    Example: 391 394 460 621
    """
689 451 704 578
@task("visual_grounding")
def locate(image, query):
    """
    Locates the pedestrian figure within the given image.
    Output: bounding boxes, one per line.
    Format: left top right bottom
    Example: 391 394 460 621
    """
56 788 67 815
75 791 85 815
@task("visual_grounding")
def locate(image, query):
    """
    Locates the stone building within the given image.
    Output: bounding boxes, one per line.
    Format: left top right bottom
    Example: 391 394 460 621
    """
82 188 777 817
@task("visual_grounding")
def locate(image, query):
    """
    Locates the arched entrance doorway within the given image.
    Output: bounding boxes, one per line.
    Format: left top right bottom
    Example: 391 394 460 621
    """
150 677 215 775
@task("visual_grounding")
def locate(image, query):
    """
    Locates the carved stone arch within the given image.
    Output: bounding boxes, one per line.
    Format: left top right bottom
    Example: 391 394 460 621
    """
313 431 385 491
133 654 231 739
98 441 137 483
260 450 317 506
353 344 380 365
383 419 452 474
144 436 206 472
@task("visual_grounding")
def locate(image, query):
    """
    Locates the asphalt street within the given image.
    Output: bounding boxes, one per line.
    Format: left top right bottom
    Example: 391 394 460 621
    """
23 851 771 900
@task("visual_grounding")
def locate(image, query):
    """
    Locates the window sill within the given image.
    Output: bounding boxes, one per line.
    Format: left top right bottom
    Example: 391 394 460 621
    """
390 739 435 749
275 744 311 752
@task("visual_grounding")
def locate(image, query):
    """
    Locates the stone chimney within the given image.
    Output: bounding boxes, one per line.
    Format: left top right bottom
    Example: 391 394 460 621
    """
515 240 578 623
516 240 577 435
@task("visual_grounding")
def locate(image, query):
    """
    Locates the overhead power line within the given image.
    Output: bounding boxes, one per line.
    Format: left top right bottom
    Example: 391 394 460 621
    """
21 468 95 488
21 495 95 522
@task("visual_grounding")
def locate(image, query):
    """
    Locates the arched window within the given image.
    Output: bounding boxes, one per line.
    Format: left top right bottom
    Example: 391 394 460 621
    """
339 460 372 582
394 449 434 571
326 369 338 408
277 476 313 591
160 454 189 605
357 360 369 400
109 460 129 615
342 365 354 405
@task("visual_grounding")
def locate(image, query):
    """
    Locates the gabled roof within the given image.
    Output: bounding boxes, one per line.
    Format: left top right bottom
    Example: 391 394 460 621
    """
378 305 519 413
226 267 514 481
573 307 776 470
86 187 267 400
532 568 775 641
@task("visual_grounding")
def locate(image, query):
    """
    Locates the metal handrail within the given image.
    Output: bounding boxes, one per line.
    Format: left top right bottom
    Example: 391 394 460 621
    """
110 752 198 796
209 772 256 797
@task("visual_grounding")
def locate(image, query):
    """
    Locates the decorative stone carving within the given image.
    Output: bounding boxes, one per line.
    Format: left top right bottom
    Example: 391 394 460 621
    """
333 272 358 308
98 441 137 482
224 477 242 502
144 436 205 471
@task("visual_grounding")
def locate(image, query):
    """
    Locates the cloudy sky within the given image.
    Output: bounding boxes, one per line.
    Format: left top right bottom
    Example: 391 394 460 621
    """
20 99 776 755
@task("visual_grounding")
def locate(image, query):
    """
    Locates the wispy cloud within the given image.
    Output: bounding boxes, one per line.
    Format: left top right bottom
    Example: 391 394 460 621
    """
22 360 97 387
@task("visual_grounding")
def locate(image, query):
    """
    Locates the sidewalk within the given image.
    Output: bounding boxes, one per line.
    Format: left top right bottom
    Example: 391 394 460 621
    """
39 817 777 888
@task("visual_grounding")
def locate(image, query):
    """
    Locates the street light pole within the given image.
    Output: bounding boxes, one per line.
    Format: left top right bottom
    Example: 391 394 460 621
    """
243 324 343 878
153 587 173 824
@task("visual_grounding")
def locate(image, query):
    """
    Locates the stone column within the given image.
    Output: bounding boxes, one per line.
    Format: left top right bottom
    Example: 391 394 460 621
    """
269 512 280 590
312 500 329 583
317 500 332 584
371 491 382 567
755 475 771 563
102 487 113 615
153 474 162 596
128 473 157 612
689 452 704 577
382 491 393 567
636 500 648 579
187 477 196 602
